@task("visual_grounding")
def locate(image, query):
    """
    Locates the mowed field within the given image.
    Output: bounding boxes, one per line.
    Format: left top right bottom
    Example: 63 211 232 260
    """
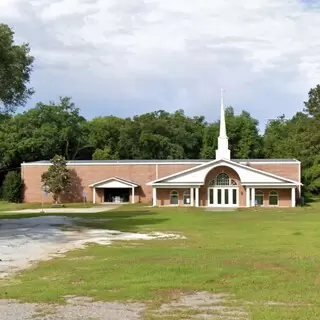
1 202 320 319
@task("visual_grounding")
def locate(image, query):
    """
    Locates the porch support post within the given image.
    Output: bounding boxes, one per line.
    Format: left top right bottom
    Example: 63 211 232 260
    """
132 187 135 204
291 187 296 207
251 188 255 207
152 187 157 207
190 188 194 206
195 187 199 207
93 187 96 204
246 187 250 207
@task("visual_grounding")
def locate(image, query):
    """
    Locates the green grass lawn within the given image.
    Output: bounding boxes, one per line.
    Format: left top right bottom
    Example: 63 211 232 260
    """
1 203 320 319
0 200 95 212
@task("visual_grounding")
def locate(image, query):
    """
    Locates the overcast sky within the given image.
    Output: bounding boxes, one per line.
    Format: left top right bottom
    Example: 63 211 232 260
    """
1 0 319 130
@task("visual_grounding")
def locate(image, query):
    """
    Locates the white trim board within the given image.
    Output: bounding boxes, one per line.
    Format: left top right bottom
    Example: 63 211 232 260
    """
152 184 202 188
21 159 300 166
21 161 206 166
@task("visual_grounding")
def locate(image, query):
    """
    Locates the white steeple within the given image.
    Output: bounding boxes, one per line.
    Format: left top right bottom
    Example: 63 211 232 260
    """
215 88 230 160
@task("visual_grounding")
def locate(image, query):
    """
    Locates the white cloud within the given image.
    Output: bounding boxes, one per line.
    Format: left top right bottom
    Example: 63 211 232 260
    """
1 0 320 126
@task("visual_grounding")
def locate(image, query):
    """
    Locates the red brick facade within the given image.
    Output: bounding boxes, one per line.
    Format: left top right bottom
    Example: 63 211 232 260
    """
21 162 199 203
21 160 300 207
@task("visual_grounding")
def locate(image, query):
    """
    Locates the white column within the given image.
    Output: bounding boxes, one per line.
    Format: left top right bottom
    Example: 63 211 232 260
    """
195 187 199 207
251 188 255 207
246 187 250 207
93 187 96 204
291 187 296 207
190 188 194 206
132 187 135 204
152 187 157 206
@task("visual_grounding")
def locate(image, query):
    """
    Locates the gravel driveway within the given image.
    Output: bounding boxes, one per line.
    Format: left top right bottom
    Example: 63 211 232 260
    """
0 293 249 320
0 214 183 279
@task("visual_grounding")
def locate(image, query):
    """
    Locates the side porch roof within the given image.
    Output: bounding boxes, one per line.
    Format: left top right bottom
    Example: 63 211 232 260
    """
89 177 138 188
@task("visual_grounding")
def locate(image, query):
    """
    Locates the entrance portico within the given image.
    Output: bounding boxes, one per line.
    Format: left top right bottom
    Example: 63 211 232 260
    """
148 159 300 208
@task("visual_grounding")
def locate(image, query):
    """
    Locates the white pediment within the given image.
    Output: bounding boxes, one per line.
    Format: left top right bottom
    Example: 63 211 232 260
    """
90 177 138 188
150 159 297 185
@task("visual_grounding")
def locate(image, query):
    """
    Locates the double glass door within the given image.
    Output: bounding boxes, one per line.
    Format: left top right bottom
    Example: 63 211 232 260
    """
208 187 238 206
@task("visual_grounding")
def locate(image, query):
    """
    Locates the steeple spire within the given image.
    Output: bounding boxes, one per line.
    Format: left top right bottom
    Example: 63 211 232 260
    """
219 88 227 139
215 88 230 160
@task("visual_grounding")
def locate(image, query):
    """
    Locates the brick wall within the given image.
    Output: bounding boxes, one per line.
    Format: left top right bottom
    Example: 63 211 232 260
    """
249 163 300 182
21 161 300 204
255 188 292 207
21 163 198 203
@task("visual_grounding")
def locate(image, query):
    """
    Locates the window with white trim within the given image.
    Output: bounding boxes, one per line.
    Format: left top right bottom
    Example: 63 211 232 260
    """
255 190 264 206
183 190 191 205
269 191 279 206
170 190 179 205
208 173 237 186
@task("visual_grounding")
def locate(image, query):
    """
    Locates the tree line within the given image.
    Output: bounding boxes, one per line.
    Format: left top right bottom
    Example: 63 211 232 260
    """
0 92 319 196
0 23 319 198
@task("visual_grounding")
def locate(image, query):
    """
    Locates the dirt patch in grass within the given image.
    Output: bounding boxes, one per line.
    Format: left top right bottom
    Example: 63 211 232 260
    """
66 256 95 261
223 259 240 266
0 292 248 320
153 288 185 297
151 292 248 319
253 262 288 271
0 296 146 320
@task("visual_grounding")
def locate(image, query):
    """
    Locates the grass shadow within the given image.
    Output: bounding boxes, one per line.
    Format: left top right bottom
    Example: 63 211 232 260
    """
0 208 168 234
72 217 170 233
0 208 156 220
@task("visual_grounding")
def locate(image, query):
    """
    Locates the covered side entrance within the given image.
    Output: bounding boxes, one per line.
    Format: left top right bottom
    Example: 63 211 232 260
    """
103 188 130 203
89 177 138 204
208 173 238 207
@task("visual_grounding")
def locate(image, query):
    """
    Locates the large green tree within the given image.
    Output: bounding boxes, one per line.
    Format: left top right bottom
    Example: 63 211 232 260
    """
0 97 88 170
41 155 71 203
0 24 34 113
304 84 320 119
86 116 126 159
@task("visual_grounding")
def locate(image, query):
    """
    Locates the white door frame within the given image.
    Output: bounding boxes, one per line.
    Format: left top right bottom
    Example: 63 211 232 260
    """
207 187 239 207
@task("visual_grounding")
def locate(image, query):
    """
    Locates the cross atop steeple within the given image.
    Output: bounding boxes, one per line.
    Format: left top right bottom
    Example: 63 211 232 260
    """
215 88 230 160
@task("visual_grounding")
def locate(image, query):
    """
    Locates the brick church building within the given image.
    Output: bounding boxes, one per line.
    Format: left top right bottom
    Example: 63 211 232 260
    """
21 97 301 208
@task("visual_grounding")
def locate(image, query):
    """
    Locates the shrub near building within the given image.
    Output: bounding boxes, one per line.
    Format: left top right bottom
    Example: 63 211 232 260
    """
2 171 24 203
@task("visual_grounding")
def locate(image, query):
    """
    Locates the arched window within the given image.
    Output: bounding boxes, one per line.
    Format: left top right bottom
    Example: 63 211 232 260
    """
216 173 229 185
208 173 237 186
170 190 179 205
255 190 264 206
269 191 279 206
183 190 191 205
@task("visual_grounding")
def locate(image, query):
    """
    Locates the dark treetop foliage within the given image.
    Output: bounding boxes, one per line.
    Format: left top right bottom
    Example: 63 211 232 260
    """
0 24 34 113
